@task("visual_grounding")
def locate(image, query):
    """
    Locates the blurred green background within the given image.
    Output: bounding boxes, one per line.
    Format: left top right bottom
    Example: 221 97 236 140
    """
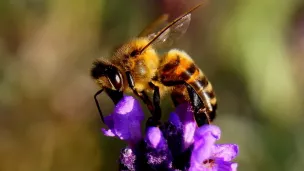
1 0 304 170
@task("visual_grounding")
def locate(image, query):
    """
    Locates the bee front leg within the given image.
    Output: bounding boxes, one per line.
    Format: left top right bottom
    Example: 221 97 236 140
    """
94 88 124 124
105 88 124 105
94 89 105 123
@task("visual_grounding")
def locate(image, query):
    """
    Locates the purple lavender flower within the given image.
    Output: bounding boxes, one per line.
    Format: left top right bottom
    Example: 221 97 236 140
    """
101 95 144 146
189 125 238 171
101 95 239 171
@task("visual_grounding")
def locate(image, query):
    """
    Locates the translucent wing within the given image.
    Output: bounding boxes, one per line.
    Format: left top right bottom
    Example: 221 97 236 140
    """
139 3 203 53
138 14 169 37
147 13 191 48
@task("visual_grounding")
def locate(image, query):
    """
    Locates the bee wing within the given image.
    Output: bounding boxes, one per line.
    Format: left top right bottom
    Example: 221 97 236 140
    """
138 14 169 37
147 13 191 48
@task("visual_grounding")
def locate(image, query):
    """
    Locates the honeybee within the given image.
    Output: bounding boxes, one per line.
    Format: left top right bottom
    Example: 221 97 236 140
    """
91 2 216 126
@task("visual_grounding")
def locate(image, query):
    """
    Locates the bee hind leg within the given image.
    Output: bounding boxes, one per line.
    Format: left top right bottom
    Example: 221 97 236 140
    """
186 84 211 126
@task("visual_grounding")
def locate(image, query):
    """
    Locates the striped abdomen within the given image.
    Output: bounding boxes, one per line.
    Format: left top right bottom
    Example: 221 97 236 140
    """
158 49 217 122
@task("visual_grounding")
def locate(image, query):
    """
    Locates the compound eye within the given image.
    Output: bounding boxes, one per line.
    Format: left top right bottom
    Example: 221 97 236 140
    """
109 71 122 91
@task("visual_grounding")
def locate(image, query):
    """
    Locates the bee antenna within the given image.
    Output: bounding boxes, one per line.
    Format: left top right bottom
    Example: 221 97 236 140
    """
139 1 207 54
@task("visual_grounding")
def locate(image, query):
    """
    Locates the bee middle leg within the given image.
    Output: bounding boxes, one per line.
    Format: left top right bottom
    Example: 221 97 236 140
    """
126 71 159 123
142 89 162 126
148 82 161 121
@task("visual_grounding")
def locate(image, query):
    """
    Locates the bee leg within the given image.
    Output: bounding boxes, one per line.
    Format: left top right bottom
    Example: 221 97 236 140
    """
142 90 162 127
94 88 124 124
105 88 124 105
148 82 162 121
186 85 210 126
153 86 161 120
94 89 105 123
126 71 155 116
161 81 212 126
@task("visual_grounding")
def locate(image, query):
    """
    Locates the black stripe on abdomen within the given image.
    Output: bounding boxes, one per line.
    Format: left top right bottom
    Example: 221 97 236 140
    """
180 63 197 80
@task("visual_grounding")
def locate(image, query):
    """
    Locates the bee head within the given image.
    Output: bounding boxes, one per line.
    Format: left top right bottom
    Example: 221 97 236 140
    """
91 60 123 91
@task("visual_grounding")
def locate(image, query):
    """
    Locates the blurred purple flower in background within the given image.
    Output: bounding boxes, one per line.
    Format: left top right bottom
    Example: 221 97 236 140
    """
102 96 239 171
